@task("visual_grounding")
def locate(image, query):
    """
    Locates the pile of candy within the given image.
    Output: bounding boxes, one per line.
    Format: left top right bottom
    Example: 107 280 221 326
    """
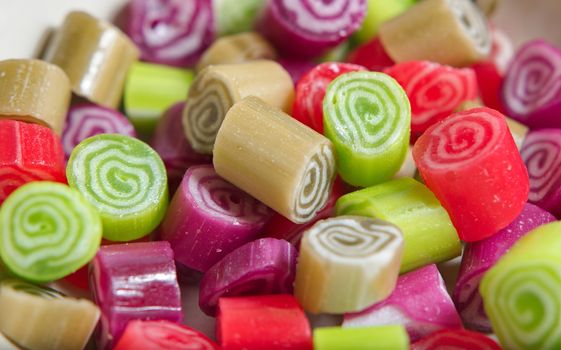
0 0 560 349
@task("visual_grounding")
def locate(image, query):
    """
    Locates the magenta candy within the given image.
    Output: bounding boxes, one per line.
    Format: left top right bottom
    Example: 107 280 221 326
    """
159 164 272 272
90 241 182 349
277 58 317 85
199 238 298 316
343 264 462 342
453 203 555 332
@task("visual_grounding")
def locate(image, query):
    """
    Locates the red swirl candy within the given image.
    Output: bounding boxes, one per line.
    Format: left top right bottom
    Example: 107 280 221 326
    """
411 329 501 350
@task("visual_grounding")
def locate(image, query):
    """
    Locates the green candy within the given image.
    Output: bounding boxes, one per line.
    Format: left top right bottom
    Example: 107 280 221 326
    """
0 182 102 283
215 0 265 36
314 326 409 350
354 0 416 44
323 71 411 187
481 221 561 350
336 178 461 273
67 134 168 242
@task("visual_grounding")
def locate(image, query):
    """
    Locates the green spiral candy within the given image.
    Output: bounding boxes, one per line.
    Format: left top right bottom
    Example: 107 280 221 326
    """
323 71 411 187
67 134 168 241
0 182 102 283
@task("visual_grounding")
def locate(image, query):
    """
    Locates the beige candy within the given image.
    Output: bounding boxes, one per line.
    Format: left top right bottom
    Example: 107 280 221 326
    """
380 0 491 67
45 11 139 109
213 96 335 224
0 279 100 350
196 32 277 71
183 60 294 154
475 0 499 15
0 59 71 135
295 216 404 314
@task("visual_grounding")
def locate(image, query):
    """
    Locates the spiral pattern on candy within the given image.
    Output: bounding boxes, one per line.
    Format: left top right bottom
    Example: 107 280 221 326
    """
454 274 491 331
412 329 501 350
0 167 53 203
447 0 491 56
0 182 102 283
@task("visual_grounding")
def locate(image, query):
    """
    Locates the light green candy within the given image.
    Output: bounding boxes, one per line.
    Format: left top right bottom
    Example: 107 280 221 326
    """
0 182 102 283
124 62 193 135
481 221 561 350
336 177 461 273
215 0 265 36
314 326 409 350
323 71 411 187
354 0 416 44
67 134 168 242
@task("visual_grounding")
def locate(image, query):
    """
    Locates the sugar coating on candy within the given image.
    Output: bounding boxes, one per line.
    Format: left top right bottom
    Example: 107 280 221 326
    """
411 329 501 350
314 325 409 350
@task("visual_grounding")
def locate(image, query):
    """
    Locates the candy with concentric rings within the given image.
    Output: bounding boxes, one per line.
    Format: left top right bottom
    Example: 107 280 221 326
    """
294 215 404 313
323 71 411 187
314 325 409 350
159 164 271 272
411 329 501 350
67 134 168 241
413 107 529 242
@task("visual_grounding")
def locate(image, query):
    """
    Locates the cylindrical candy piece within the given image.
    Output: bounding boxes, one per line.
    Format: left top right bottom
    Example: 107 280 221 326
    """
454 203 555 332
215 0 265 36
379 0 491 67
314 325 409 350
480 221 561 350
323 71 411 187
199 238 297 316
62 103 136 159
343 264 463 342
183 60 294 154
336 178 461 273
413 107 529 242
214 96 336 224
411 329 501 350
67 134 168 241
0 59 71 135
45 11 139 109
0 182 102 283
295 216 404 313
217 295 313 350
0 120 66 204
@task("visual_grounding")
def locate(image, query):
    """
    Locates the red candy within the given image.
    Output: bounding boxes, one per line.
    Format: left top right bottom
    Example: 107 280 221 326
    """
217 295 313 350
291 62 366 133
413 107 529 242
411 329 501 350
0 119 66 204
346 37 395 71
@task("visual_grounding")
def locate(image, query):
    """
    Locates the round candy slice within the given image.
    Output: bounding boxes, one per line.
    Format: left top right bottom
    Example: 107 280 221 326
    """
411 329 501 350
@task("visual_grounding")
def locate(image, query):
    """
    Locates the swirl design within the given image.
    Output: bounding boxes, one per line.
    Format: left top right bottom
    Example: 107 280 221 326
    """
0 167 54 203
412 329 501 350
447 0 491 56
323 71 410 155
454 273 491 332
0 182 101 282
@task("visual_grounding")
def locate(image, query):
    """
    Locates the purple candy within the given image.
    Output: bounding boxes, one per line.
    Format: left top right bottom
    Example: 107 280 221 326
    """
258 0 366 59
123 0 214 67
343 264 462 342
453 203 556 332
90 241 182 349
502 40 561 128
150 102 212 193
199 238 298 316
62 103 136 159
159 164 272 272
276 57 316 85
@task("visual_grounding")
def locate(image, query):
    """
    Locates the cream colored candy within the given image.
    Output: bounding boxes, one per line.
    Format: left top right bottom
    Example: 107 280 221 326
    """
213 96 335 224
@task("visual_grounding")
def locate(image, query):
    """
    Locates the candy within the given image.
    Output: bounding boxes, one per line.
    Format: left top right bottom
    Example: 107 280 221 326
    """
502 40 561 129
214 96 336 224
411 329 501 350
0 279 100 350
480 221 561 349
197 32 277 71
323 71 411 187
336 178 460 273
413 107 529 242
0 120 66 204
159 164 271 272
114 320 219 350
183 60 294 154
199 238 297 316
0 182 101 283
295 216 403 313
45 11 139 109
215 0 265 35
0 59 71 135
315 325 409 350
217 295 313 350
343 264 462 342
123 0 214 67
123 62 194 135
62 104 136 160
379 0 491 67
473 0 499 15
454 203 555 332
276 57 317 84
67 134 168 241
346 37 395 71
384 61 479 134
353 0 415 44
292 62 366 134
90 241 182 349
